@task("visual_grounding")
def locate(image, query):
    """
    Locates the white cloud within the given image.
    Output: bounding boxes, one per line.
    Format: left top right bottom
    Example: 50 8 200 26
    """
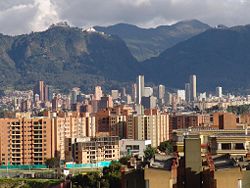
30 0 59 32
1 0 250 35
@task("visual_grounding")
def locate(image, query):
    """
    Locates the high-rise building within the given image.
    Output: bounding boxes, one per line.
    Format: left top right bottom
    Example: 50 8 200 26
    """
166 92 173 105
134 113 169 147
144 87 153 97
177 90 185 102
136 75 145 104
52 96 59 112
185 83 191 103
121 87 126 98
141 96 157 109
39 80 45 102
190 75 197 101
158 85 165 100
53 113 96 160
95 86 103 100
34 80 45 102
0 118 55 165
48 85 54 101
44 85 49 102
111 90 119 100
98 96 113 110
216 86 223 98
71 87 80 104
131 84 137 102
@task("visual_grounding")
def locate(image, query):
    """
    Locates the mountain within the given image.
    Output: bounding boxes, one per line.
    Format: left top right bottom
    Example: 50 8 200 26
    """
94 20 210 61
0 24 138 92
143 25 250 91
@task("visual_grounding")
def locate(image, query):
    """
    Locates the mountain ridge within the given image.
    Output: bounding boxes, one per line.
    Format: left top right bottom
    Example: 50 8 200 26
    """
0 25 138 92
143 25 250 91
94 19 210 61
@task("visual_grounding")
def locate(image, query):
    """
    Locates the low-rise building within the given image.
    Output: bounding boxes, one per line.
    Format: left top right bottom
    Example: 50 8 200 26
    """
119 139 151 159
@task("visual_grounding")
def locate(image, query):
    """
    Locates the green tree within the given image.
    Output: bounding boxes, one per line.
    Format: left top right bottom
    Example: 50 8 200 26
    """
158 140 173 154
44 157 60 168
144 146 156 161
102 161 122 188
71 172 101 188
119 156 131 165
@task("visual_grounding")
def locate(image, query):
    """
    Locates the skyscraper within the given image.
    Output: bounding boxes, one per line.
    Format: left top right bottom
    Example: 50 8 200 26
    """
136 75 144 104
34 80 45 102
158 84 165 100
185 83 191 102
190 75 197 101
44 85 49 102
144 87 153 97
216 86 223 98
95 86 103 100
131 83 137 103
71 87 80 104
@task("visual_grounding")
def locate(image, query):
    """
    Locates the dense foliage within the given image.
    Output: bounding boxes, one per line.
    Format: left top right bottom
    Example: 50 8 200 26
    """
227 104 250 115
71 161 122 188
0 178 62 188
144 146 157 161
0 26 137 92
158 141 173 154
119 156 131 165
44 157 60 168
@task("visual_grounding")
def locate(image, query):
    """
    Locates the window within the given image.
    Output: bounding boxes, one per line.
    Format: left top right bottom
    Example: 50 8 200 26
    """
235 143 245 150
221 143 231 150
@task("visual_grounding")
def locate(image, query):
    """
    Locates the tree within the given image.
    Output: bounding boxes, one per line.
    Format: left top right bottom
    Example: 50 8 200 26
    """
44 157 60 168
103 161 121 176
102 161 122 188
144 146 156 161
119 156 131 165
158 140 173 154
71 172 101 188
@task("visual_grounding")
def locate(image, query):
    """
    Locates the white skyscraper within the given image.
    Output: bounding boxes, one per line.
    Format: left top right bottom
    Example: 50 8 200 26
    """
136 75 145 104
144 87 153 97
190 75 197 101
177 90 186 101
216 86 223 98
158 85 165 100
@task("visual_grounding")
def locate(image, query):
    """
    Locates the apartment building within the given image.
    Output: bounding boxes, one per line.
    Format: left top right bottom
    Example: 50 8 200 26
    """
134 113 169 147
0 117 55 165
53 112 96 160
71 136 120 164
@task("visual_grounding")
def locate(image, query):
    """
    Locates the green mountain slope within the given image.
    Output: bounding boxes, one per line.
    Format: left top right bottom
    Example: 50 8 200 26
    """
0 24 138 92
95 20 210 61
143 25 250 91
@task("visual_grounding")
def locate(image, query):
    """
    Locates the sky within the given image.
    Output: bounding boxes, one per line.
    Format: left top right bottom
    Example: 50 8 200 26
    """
1 0 250 35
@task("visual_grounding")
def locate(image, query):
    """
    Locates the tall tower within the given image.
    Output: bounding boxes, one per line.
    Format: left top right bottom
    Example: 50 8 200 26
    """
185 83 190 103
71 87 80 104
190 75 197 101
136 75 144 104
158 84 165 100
216 86 222 98
39 81 45 101
94 86 103 100
131 83 137 102
34 80 45 102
